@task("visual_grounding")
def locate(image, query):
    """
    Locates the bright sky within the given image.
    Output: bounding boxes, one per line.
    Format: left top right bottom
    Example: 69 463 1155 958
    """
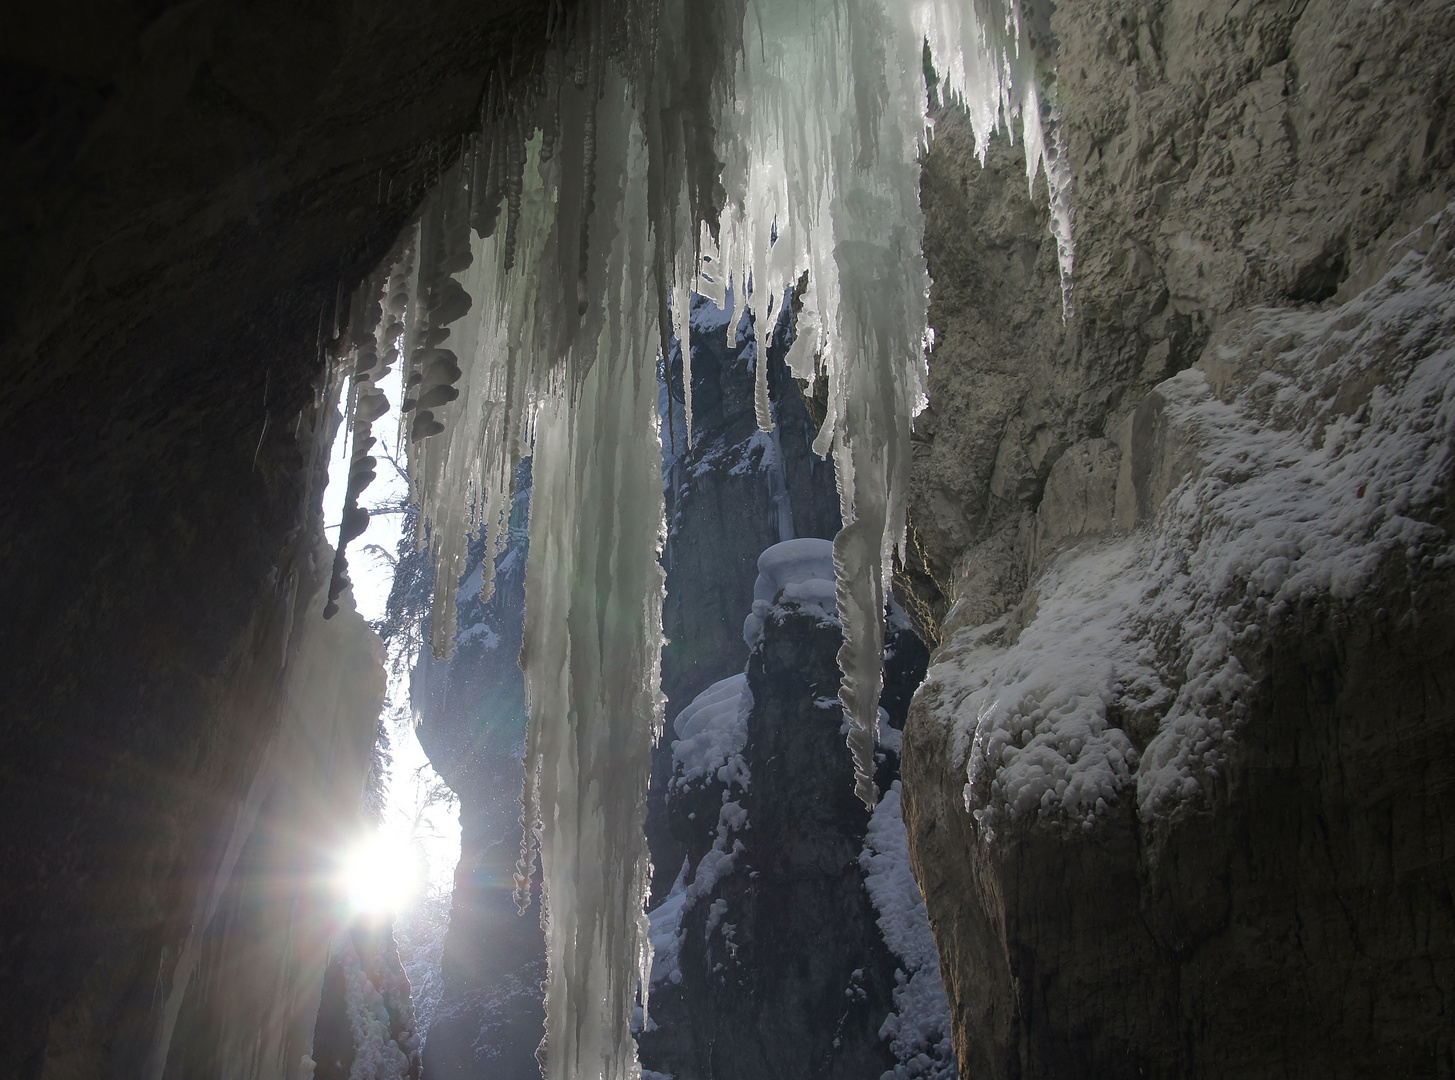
322 362 462 911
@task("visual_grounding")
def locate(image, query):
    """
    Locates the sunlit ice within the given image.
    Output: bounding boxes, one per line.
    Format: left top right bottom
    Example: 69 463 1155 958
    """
335 827 424 917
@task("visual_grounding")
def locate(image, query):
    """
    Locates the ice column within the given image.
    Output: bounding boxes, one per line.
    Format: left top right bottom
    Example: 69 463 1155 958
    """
513 71 667 1080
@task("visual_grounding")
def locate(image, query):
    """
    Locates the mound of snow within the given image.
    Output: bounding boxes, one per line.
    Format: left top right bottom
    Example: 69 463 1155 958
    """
743 538 839 646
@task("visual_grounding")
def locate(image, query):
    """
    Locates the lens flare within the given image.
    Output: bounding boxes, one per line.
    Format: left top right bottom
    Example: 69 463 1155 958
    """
336 828 421 916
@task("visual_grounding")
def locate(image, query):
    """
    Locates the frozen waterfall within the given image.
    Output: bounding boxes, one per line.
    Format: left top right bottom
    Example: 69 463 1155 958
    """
322 0 1070 1076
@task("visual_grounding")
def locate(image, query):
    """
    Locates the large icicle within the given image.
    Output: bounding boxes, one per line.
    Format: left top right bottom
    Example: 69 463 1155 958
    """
513 70 668 1080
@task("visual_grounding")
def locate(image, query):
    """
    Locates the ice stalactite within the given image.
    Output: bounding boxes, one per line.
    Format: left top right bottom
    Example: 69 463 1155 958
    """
706 0 934 807
330 0 1068 1074
324 244 414 620
511 72 670 1080
917 0 1076 314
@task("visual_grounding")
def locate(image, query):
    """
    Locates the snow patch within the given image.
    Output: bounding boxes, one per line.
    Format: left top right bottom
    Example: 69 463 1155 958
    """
920 203 1455 840
671 674 752 788
861 783 957 1079
743 538 840 646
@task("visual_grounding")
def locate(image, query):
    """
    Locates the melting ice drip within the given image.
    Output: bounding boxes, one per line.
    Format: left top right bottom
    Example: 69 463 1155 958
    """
323 1 1071 1077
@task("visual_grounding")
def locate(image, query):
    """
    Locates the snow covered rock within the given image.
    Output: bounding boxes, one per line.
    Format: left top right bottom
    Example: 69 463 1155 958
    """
741 537 839 647
642 551 942 1080
904 178 1455 1080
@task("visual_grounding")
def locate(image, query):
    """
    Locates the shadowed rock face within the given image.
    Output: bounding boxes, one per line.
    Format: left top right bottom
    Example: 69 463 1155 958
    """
904 571 1455 1079
901 0 1455 1075
405 476 548 1080
0 5 556 1076
640 608 931 1080
651 297 842 902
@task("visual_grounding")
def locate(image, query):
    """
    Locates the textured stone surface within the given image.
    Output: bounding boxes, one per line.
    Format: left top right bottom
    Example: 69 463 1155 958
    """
905 0 1455 640
640 612 929 1080
902 0 1455 1075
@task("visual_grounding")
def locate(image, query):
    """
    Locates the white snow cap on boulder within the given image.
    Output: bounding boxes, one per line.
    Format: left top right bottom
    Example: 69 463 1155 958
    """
743 538 838 647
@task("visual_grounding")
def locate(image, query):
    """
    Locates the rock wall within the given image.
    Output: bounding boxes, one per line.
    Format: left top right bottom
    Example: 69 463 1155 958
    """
652 296 842 900
639 577 941 1080
0 6 557 1076
900 1 1455 1075
406 473 548 1080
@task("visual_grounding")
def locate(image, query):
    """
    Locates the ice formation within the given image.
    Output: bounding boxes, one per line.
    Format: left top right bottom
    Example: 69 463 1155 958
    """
323 0 1068 1074
918 202 1455 840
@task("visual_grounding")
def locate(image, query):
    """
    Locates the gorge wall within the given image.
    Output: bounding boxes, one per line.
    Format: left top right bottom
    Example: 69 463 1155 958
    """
1 4 553 1076
901 1 1455 1076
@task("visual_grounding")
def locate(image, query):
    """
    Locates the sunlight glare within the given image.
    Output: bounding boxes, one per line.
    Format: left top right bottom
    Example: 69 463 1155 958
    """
336 828 422 916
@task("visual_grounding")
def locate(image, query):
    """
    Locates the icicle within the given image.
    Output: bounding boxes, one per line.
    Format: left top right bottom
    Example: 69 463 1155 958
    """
672 282 693 448
916 0 1074 313
515 71 664 1080
753 328 773 433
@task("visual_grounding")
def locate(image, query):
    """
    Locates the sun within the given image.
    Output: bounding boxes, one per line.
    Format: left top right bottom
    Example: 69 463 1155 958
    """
335 828 422 916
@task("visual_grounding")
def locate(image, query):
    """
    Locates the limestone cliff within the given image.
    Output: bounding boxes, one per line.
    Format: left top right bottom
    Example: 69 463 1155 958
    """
901 1 1455 1075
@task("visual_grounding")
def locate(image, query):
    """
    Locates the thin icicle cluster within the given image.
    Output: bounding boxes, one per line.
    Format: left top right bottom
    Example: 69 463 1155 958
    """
916 0 1076 312
326 1 1067 1076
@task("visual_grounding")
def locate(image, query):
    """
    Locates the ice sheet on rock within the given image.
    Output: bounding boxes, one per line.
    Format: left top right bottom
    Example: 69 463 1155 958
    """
654 666 758 990
646 797 748 987
647 860 691 988
917 203 1455 839
861 783 957 1080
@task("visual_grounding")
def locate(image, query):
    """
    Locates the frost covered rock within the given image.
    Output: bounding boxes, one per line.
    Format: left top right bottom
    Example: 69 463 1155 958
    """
904 186 1455 1080
311 924 422 1080
861 784 956 1080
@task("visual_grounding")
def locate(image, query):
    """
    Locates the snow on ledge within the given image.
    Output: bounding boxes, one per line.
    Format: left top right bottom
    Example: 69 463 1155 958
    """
917 204 1455 841
743 538 839 647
